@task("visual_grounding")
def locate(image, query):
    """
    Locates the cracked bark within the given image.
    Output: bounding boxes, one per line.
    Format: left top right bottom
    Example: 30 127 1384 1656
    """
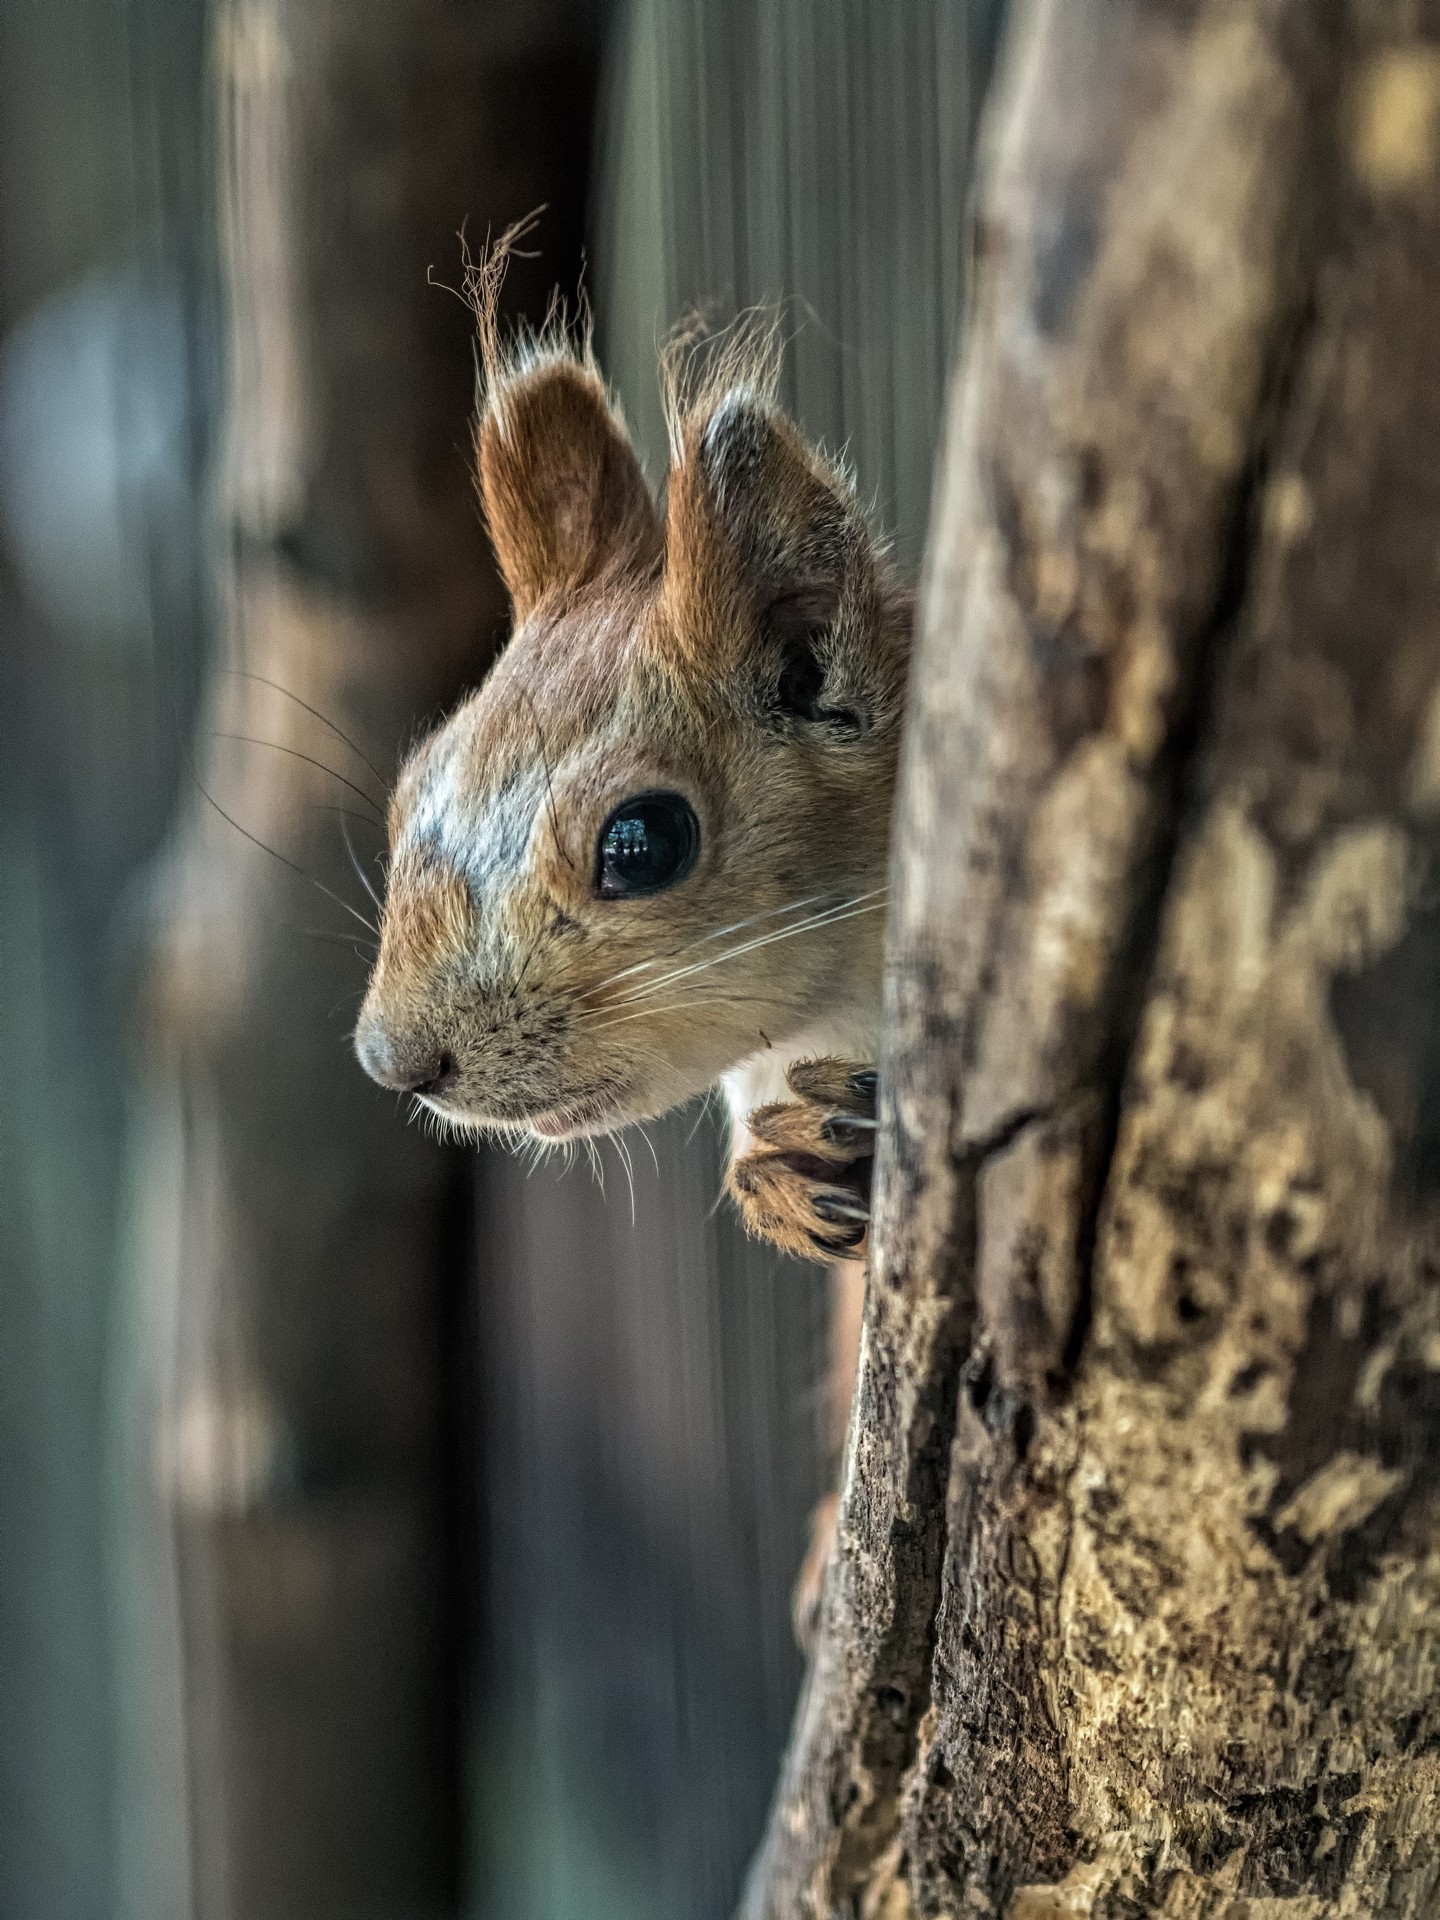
742 1 1440 1914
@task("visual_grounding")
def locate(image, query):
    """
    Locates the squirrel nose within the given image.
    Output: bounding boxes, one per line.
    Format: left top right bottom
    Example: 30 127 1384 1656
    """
354 1019 458 1098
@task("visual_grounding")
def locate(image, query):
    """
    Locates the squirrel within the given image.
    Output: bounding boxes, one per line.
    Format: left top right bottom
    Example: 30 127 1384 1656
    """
353 298 911 1272
354 302 908 1644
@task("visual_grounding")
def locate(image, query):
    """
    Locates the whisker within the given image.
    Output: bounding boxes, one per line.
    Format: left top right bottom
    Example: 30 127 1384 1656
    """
305 927 377 957
582 983 771 1020
613 1132 637 1224
580 892 835 1000
611 889 888 1002
582 985 769 1017
583 993 777 1036
599 892 889 1008
508 923 545 1002
211 731 386 821
191 773 379 937
307 802 388 834
584 1136 606 1197
685 1094 713 1149
634 1121 662 1178
217 668 391 797
340 816 383 917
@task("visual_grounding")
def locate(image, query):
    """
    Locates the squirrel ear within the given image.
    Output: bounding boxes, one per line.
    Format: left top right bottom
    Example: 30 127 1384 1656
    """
475 356 660 622
664 388 860 651
664 388 909 733
694 390 850 583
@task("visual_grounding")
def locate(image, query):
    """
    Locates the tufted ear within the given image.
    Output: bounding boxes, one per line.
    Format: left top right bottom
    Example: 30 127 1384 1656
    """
692 389 852 588
663 386 911 734
665 390 863 644
475 355 660 623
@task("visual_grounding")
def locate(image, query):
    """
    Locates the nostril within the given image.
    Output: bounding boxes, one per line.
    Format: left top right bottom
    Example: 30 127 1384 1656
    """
413 1050 458 1098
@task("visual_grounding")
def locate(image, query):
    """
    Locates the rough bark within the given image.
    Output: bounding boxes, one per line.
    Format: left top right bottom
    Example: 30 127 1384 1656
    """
119 3 599 1912
744 1 1440 1914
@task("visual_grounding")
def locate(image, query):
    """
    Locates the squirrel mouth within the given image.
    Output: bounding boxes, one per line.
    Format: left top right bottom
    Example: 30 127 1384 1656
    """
527 1097 622 1141
414 1090 617 1142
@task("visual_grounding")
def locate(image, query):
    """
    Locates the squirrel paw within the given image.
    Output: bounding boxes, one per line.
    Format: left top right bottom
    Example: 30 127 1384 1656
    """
727 1058 876 1262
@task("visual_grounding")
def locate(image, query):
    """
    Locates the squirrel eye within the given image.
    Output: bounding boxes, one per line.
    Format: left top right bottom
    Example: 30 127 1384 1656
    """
595 792 700 899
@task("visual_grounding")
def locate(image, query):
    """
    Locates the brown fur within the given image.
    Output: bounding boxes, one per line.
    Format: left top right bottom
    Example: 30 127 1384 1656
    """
477 354 661 621
353 271 912 1640
727 1060 877 1261
355 273 910 1265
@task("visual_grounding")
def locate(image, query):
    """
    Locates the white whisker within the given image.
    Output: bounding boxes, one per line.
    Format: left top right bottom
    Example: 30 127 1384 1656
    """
584 1136 606 1196
340 816 383 917
583 992 778 1035
580 892 836 1001
685 1092 715 1149
634 1121 662 1178
613 1132 637 1224
593 892 889 1011
618 889 888 1000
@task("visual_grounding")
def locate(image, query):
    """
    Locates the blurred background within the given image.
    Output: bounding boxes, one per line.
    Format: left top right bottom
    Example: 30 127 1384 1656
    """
0 2 1003 1916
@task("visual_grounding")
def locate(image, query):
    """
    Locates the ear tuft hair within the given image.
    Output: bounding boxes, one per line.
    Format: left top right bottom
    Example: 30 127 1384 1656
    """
465 223 659 622
689 388 851 589
659 307 785 468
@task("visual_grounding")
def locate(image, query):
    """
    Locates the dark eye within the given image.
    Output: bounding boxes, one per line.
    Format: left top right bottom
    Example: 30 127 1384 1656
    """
595 792 700 899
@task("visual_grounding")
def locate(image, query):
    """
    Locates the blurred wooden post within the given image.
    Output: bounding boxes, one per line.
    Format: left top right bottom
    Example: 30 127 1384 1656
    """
745 2 1440 1913
117 3 600 1912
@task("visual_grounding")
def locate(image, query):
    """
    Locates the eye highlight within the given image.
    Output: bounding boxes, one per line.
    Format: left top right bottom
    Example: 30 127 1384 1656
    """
595 792 700 899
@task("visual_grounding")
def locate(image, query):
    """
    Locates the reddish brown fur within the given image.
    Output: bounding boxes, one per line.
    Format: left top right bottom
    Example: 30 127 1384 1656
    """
351 281 913 1640
355 285 910 1269
477 357 661 621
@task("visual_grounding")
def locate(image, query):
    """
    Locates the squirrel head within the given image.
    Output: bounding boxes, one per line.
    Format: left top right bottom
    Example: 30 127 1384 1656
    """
354 322 910 1142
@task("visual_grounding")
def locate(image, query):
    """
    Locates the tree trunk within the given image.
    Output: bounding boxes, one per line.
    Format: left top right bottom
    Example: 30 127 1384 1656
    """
744 1 1440 1913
